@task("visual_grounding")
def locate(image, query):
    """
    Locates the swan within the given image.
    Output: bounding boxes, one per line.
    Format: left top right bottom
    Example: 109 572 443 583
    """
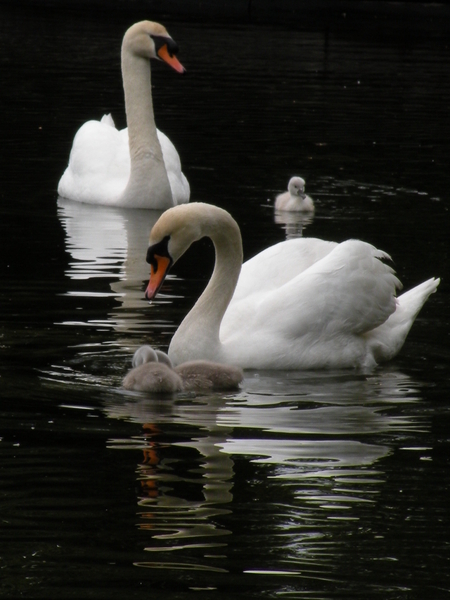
144 202 439 370
58 21 190 209
275 176 314 212
123 344 243 392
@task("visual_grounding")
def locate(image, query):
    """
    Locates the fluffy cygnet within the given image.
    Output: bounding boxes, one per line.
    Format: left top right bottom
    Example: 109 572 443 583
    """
123 361 183 393
123 345 243 393
275 176 314 212
131 345 173 368
175 360 244 392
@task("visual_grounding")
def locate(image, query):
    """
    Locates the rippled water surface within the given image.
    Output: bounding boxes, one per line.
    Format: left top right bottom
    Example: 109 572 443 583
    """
1 4 450 599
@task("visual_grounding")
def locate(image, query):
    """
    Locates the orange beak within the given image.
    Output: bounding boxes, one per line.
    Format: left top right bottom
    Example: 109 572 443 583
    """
145 255 172 300
157 44 185 74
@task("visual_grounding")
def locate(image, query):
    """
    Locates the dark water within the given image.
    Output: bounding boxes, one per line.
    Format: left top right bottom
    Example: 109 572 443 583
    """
1 5 450 599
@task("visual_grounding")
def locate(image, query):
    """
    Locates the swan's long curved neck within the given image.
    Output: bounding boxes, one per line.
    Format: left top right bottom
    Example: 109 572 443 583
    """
169 208 243 364
120 46 172 207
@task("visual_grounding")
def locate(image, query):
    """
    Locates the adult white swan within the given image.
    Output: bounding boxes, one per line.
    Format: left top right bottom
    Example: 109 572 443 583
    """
144 203 439 370
58 21 190 209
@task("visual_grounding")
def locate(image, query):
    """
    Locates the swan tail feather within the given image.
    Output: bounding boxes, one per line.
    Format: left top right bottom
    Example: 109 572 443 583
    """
100 113 116 128
368 277 440 364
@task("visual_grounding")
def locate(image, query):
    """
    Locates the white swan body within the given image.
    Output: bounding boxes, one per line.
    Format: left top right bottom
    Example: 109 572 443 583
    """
144 203 439 371
123 344 243 392
275 176 314 212
58 21 189 209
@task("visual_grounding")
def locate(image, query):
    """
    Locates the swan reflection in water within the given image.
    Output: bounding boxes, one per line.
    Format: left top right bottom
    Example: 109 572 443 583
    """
274 208 315 239
57 197 166 344
103 368 428 577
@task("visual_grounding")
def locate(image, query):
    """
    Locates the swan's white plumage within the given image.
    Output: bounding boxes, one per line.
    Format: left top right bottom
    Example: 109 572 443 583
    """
58 21 189 209
228 237 338 303
145 203 439 370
